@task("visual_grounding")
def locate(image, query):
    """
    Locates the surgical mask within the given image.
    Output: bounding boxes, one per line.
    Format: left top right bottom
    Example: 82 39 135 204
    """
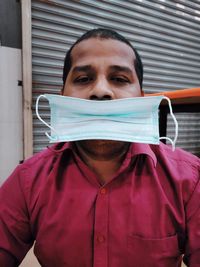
36 94 178 151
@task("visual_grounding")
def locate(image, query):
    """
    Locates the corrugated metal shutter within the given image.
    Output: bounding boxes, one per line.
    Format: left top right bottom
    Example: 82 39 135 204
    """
32 0 200 155
167 112 200 155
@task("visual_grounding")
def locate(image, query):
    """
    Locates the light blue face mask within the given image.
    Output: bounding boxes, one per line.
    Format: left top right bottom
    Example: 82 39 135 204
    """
36 94 178 151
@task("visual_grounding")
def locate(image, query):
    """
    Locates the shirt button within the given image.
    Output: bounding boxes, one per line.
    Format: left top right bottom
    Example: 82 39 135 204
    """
100 188 107 194
97 235 105 243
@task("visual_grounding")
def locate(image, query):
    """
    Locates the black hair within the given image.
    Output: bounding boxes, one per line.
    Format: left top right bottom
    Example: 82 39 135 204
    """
62 28 143 89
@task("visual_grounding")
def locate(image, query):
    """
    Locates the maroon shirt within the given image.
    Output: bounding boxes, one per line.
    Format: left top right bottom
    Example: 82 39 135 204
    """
0 142 200 267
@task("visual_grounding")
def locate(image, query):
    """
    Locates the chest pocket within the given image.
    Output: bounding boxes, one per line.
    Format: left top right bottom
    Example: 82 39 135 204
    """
127 234 181 267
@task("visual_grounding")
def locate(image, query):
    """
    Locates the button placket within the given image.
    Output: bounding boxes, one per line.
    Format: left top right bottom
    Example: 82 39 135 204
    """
93 187 109 267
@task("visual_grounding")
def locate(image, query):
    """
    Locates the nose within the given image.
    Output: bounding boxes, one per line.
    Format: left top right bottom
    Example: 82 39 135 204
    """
89 78 114 100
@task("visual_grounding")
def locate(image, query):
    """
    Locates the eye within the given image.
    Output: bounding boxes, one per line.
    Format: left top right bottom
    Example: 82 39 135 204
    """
110 76 130 84
74 76 92 84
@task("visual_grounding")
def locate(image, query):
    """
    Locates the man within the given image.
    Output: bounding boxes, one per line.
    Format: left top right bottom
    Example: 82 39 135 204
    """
0 28 200 267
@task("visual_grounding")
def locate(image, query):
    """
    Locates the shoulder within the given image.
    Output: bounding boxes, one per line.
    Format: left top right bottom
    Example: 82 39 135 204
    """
19 142 72 173
152 142 199 170
151 143 200 205
0 143 73 211
2 142 73 193
17 145 58 179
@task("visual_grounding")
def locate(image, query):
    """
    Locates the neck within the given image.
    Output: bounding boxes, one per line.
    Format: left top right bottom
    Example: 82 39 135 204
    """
74 141 129 184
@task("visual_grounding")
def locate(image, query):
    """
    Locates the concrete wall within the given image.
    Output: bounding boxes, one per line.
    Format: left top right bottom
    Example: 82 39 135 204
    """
0 46 23 184
0 0 23 184
20 246 40 267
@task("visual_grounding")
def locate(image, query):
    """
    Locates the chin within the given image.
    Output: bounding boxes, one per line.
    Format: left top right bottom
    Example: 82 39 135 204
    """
81 139 124 147
75 139 130 160
90 139 119 144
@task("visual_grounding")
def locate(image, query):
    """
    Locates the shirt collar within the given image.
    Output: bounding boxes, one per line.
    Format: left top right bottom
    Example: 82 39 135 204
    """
47 142 73 153
128 143 157 167
48 142 157 167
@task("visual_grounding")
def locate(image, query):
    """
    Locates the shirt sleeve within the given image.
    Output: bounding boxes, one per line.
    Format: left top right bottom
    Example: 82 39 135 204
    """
0 165 34 266
183 164 200 267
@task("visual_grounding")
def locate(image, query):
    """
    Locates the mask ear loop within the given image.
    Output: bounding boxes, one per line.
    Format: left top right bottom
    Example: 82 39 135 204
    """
159 96 178 151
36 95 59 141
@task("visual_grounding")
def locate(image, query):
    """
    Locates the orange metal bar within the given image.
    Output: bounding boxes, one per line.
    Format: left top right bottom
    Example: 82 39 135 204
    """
145 88 200 99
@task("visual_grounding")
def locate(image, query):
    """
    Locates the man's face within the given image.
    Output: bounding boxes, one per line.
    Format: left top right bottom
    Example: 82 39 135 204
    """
63 38 141 99
62 38 142 160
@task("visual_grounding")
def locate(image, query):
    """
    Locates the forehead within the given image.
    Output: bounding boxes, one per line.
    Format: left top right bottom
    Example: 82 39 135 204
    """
70 38 136 68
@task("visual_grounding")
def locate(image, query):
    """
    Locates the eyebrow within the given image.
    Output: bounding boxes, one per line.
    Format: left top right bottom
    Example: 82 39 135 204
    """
71 64 133 74
109 65 133 74
71 65 92 73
